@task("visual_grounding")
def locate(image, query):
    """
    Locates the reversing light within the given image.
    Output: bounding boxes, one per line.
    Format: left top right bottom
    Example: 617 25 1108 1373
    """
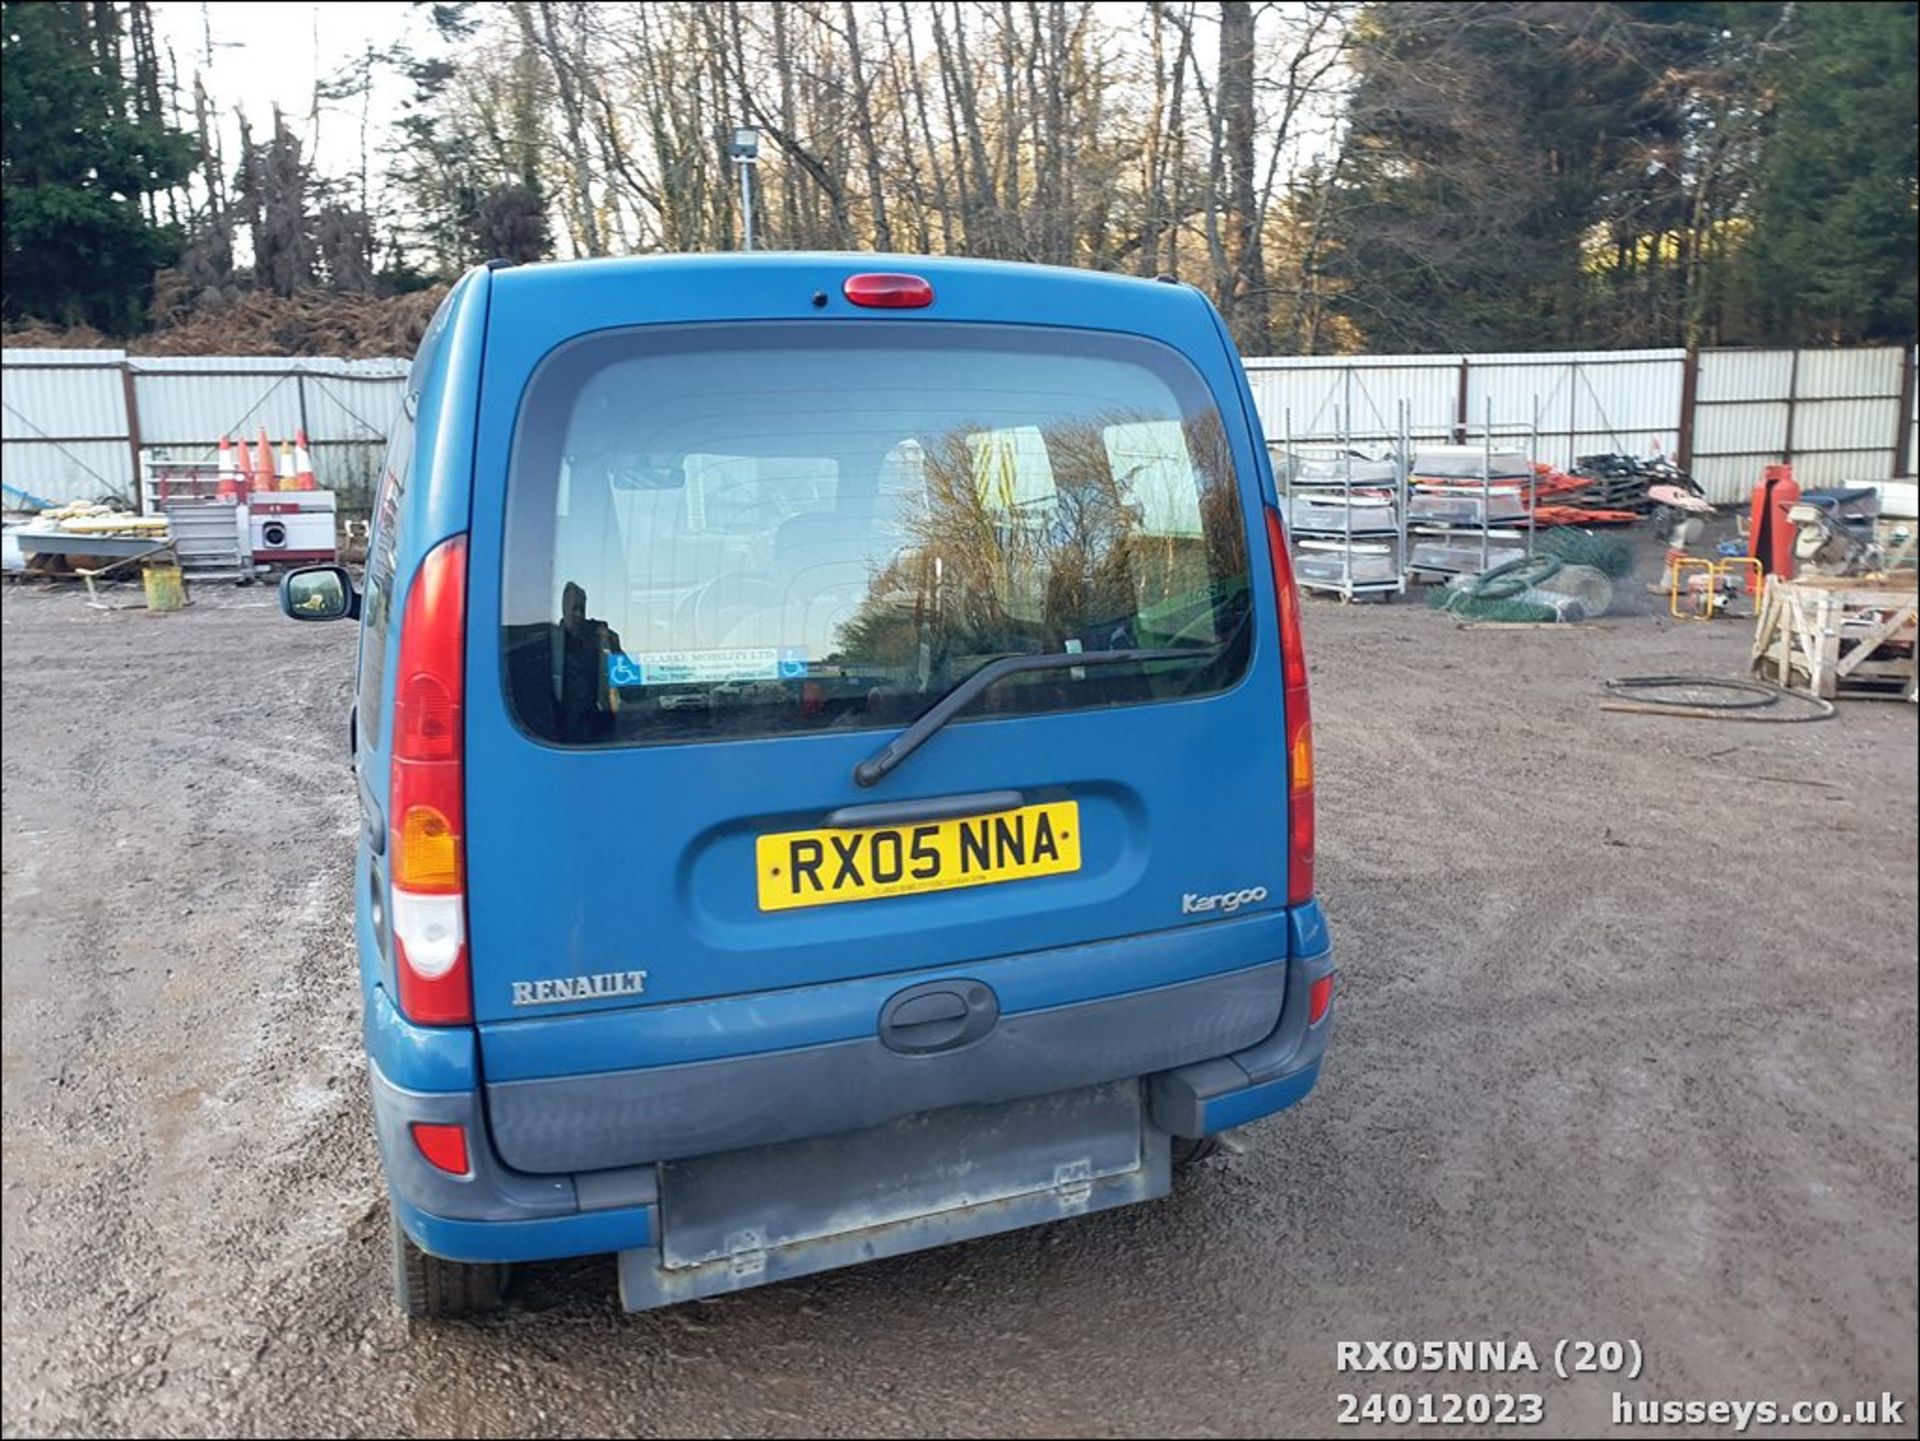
411 1121 470 1176
843 273 934 308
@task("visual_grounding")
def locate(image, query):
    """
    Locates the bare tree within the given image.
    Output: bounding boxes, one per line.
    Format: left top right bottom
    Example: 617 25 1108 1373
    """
521 2 603 256
234 108 318 297
227 2 1358 342
838 3 895 250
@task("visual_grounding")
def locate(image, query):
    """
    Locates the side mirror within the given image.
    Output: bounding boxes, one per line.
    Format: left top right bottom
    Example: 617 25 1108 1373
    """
280 565 360 622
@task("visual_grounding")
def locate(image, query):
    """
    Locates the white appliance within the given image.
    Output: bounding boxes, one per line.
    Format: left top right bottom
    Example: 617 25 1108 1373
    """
248 492 338 566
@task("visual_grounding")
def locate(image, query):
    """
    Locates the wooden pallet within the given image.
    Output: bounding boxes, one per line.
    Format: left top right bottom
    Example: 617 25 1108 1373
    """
1750 574 1918 700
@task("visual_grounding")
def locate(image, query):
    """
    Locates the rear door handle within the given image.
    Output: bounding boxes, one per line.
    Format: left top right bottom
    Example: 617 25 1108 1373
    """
878 981 999 1055
888 991 969 1039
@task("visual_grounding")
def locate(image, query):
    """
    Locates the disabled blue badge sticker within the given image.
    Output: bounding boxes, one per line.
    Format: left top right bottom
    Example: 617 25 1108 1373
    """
606 652 647 688
607 647 808 687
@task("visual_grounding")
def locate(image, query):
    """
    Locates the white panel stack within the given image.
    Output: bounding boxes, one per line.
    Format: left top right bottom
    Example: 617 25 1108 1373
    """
1406 443 1535 578
1275 440 1408 601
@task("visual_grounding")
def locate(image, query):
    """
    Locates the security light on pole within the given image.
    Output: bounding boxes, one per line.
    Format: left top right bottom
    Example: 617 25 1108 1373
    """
730 125 761 251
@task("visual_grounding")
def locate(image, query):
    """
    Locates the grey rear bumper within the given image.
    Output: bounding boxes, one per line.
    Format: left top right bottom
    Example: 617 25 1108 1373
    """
1149 942 1335 1136
484 957 1290 1173
373 931 1333 1286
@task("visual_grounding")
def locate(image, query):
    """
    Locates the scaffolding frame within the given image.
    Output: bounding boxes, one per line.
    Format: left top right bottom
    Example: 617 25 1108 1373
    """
1275 377 1411 601
1405 396 1540 582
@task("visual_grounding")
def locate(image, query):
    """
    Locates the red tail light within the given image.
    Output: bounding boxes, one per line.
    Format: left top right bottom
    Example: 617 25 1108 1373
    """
1308 973 1335 1026
390 535 472 1025
411 1122 470 1176
843 273 934 308
1265 508 1315 905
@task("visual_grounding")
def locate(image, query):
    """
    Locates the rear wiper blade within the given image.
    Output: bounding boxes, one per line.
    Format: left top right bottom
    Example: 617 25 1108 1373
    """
853 647 1213 788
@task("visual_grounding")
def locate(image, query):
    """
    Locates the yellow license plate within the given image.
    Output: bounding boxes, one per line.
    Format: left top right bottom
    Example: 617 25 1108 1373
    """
756 800 1082 912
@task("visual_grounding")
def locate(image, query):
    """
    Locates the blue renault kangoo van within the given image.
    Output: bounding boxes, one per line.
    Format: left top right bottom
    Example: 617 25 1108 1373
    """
280 254 1333 1317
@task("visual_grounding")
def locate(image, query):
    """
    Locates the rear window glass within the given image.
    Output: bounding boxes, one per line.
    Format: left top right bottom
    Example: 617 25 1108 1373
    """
501 322 1252 747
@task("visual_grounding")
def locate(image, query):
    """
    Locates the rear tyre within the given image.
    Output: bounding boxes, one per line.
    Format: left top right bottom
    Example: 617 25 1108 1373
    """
1170 1135 1221 1168
390 1211 509 1319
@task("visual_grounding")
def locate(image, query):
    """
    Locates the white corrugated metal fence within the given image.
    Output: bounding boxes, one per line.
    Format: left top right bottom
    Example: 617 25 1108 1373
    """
1 349 408 508
1689 347 1912 497
1245 345 1916 504
4 343 1913 511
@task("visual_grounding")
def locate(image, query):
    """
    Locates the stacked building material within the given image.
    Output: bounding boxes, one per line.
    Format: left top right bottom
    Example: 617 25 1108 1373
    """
1405 446 1534 576
1566 453 1702 515
1529 465 1642 526
1410 445 1534 481
1275 444 1409 600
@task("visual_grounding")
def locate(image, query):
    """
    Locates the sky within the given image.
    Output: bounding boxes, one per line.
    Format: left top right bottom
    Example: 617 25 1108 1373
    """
149 2 424 200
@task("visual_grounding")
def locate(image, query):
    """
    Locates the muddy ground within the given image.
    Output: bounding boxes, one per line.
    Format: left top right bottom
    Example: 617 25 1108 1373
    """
2 568 1915 1439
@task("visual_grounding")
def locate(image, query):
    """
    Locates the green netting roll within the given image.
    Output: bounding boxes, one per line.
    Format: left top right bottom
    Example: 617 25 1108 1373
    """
1536 527 1636 579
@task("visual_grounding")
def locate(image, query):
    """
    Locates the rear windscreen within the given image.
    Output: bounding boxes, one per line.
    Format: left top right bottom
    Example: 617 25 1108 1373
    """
501 322 1252 747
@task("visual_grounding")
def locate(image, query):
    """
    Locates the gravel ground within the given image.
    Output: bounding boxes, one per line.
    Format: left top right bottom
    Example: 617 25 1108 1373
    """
2 570 1915 1439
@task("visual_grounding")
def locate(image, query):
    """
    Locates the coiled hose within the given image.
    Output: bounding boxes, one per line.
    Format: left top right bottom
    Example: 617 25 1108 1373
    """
1601 675 1836 722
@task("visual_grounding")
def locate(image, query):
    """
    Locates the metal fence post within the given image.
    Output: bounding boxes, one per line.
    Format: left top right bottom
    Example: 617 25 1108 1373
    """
1783 349 1801 462
1567 359 1579 464
1895 344 1916 478
120 360 143 512
1677 348 1700 472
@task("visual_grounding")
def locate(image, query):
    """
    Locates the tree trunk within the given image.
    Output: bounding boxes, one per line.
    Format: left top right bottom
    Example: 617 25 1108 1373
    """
1218 1 1268 351
1164 3 1195 281
841 2 894 250
893 1 951 252
997 1 1024 252
772 2 804 246
1140 2 1168 276
934 1 996 252
530 1 603 256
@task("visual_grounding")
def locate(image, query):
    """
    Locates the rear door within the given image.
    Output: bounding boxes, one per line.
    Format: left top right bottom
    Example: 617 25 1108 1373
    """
462 262 1292 1059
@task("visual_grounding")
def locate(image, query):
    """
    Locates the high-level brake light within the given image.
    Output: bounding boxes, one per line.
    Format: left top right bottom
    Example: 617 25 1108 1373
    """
843 273 934 308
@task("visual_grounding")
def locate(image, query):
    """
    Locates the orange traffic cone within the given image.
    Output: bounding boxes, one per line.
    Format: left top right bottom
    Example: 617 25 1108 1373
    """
256 426 278 492
216 435 241 501
245 433 268 495
292 428 318 491
278 438 296 491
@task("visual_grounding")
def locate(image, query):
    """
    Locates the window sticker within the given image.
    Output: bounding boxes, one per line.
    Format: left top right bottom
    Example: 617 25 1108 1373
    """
607 647 810 688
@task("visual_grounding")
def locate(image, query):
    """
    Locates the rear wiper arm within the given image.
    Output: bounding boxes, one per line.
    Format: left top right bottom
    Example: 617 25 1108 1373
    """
853 647 1211 788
